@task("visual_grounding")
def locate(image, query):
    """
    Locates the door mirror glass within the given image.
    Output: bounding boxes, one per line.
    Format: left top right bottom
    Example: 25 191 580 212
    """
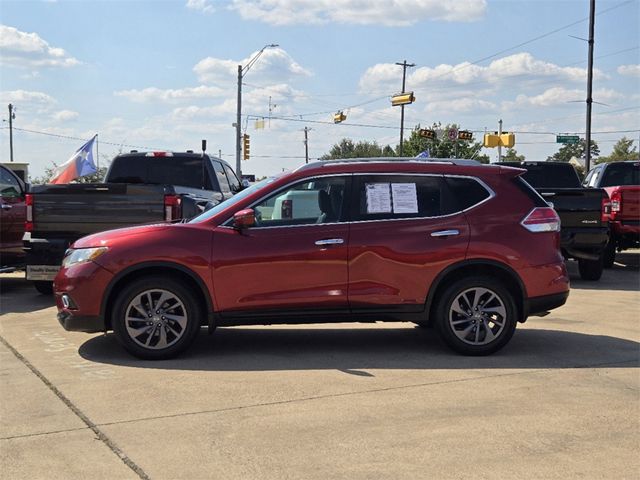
233 208 255 229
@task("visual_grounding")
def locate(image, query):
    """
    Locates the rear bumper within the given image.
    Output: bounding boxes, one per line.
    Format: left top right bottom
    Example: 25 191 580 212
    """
526 291 570 316
560 226 609 260
611 220 640 237
23 232 69 280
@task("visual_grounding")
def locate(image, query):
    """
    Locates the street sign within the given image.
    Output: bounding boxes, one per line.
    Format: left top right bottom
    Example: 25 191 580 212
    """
448 128 459 141
557 135 580 144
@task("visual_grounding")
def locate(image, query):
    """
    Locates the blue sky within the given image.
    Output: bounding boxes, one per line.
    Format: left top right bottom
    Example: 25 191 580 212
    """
1 0 639 179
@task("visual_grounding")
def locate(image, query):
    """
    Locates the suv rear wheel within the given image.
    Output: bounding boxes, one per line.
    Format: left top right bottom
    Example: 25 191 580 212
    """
112 277 202 359
435 276 517 356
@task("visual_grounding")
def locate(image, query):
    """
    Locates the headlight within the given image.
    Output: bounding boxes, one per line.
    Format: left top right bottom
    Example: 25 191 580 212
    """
62 247 108 268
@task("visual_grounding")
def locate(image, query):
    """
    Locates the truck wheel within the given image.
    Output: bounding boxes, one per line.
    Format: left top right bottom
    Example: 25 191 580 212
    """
33 281 53 295
578 257 603 281
434 276 517 356
112 277 202 360
602 240 616 269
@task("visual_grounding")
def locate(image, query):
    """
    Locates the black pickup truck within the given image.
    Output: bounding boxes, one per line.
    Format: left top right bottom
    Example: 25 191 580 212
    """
24 151 241 293
500 161 609 280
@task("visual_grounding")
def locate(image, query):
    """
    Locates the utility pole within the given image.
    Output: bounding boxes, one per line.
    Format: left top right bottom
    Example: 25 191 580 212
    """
235 44 279 178
8 103 15 162
585 0 596 172
395 60 415 157
497 119 503 163
303 127 310 164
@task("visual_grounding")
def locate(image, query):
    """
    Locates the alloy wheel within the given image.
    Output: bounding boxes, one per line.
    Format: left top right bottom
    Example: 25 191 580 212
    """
448 287 507 346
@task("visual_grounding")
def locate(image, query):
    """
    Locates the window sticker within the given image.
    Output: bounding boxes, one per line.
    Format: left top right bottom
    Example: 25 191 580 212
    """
391 183 418 214
365 183 392 213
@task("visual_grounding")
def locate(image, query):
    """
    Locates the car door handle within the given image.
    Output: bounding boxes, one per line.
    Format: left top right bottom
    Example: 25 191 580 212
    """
430 229 459 237
315 238 344 246
0 204 12 211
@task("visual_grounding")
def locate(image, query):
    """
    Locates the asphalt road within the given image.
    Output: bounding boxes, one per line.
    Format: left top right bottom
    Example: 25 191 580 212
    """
1 254 639 479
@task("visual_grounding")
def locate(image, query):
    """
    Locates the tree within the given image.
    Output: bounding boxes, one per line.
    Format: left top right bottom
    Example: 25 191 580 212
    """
320 139 392 160
399 123 490 163
502 148 525 163
596 137 639 163
547 138 599 163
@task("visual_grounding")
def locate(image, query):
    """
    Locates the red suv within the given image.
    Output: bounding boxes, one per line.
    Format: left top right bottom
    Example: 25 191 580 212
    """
54 159 569 359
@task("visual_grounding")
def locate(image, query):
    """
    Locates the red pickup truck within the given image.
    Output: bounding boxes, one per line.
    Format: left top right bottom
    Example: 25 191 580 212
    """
584 161 640 267
0 165 26 272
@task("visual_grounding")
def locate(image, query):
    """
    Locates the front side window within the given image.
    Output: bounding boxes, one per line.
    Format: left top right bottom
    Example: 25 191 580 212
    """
223 164 241 192
253 176 348 227
212 161 231 194
0 167 21 198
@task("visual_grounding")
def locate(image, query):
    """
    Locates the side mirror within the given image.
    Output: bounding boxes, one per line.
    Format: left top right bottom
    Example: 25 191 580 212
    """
233 208 255 230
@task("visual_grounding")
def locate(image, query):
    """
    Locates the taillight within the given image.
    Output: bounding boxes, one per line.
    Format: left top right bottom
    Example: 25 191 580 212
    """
281 199 292 219
601 197 611 223
521 207 560 233
164 194 181 221
609 190 621 220
25 193 33 232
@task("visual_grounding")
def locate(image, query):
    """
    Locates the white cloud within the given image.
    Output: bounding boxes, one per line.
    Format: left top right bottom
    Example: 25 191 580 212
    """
52 110 79 122
359 53 605 94
0 25 80 68
425 98 497 114
617 64 640 78
186 0 216 13
115 85 227 103
229 0 487 26
1 89 56 106
503 87 624 109
194 47 310 84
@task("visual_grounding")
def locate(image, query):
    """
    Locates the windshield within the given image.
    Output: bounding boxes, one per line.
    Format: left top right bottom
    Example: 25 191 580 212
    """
189 177 276 223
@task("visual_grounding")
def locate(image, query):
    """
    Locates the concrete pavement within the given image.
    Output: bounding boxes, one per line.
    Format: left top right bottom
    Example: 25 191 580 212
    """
1 255 638 479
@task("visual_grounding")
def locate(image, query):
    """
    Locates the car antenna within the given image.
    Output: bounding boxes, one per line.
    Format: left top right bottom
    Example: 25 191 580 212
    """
201 139 207 190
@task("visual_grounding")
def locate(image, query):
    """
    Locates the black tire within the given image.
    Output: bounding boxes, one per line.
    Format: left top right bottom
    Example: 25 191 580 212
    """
434 276 517 356
33 281 53 295
602 240 616 269
112 277 203 360
578 257 603 281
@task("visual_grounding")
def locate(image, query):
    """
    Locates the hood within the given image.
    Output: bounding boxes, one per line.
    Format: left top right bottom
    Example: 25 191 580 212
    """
72 223 172 249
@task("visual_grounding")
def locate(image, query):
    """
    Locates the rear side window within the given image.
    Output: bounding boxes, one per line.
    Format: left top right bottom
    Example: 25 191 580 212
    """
353 175 454 221
444 177 491 211
212 161 231 194
600 162 640 187
513 177 549 207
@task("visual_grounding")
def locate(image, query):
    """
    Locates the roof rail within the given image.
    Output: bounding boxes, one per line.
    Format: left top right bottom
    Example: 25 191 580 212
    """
297 157 482 171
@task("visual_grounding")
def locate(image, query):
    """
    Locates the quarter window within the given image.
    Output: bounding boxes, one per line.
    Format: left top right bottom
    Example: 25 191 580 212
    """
444 177 491 211
253 176 348 227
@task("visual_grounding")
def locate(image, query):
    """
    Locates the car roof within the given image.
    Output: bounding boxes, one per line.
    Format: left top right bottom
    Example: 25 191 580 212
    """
293 157 520 178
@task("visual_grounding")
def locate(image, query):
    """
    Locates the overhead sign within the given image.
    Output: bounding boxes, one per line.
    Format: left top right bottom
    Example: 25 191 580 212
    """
557 135 580 144
448 128 459 141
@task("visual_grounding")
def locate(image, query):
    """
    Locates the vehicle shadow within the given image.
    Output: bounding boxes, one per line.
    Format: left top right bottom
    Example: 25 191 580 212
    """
0 276 54 315
567 252 640 292
79 326 639 372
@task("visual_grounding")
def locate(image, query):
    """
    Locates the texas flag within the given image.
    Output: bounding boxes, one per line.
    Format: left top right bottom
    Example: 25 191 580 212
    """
50 135 97 184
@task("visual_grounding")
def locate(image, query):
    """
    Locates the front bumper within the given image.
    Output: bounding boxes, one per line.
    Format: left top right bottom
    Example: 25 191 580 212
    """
57 311 105 333
54 260 114 333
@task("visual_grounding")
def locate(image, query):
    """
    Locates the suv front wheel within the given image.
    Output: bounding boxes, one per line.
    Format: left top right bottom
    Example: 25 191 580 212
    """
435 276 517 356
112 277 202 359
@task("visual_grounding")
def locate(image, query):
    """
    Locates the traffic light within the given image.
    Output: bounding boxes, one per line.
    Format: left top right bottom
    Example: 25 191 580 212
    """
458 130 473 141
483 132 515 148
391 92 415 106
419 129 436 139
333 111 346 123
243 134 250 160
500 132 515 148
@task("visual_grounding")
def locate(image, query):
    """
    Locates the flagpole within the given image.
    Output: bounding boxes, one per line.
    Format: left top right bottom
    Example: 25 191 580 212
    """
96 133 99 170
